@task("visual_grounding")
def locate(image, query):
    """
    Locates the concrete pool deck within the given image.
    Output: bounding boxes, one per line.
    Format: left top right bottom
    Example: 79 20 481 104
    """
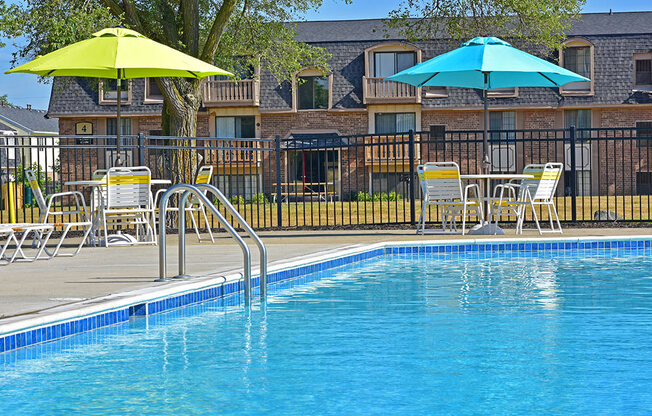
2 227 652 320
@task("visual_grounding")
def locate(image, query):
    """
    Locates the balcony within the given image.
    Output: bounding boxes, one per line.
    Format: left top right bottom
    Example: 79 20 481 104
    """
207 139 261 173
363 77 421 104
365 134 421 166
202 79 260 107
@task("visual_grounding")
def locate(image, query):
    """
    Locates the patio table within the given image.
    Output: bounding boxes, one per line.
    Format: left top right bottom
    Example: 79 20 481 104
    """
460 173 533 222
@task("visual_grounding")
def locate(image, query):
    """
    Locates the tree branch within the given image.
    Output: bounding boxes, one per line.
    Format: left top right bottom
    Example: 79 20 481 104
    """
122 0 144 33
159 0 180 46
200 0 237 62
99 0 122 18
181 0 199 56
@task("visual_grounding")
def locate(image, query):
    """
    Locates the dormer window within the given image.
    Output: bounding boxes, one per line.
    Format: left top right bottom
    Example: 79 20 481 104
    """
634 53 652 90
99 79 132 104
559 38 594 95
298 76 329 110
144 78 164 103
487 87 518 98
373 51 416 78
294 69 331 111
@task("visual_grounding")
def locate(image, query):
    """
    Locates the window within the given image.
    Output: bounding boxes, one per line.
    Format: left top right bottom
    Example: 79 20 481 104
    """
489 111 516 143
215 116 255 138
217 174 259 200
371 172 411 197
634 54 652 88
429 124 446 150
106 118 131 145
636 121 652 147
99 79 131 103
565 109 591 141
637 172 652 195
145 78 163 102
560 39 593 94
423 86 447 98
487 87 518 98
298 76 329 110
374 52 416 77
375 113 416 134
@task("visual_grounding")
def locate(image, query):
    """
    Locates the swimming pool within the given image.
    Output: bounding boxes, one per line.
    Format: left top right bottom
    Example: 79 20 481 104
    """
2 243 652 414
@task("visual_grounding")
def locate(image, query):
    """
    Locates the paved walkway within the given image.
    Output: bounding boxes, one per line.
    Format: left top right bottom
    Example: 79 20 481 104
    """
1 228 651 319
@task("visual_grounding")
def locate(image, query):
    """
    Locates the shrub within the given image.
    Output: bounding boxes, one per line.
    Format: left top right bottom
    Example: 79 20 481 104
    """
355 191 373 201
229 195 245 205
388 191 403 201
250 193 269 204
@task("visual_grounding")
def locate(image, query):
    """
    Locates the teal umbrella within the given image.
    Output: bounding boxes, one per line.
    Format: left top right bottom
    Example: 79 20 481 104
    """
386 36 590 170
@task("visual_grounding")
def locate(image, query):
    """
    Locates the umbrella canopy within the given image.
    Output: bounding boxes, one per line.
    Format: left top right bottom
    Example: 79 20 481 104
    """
6 28 230 79
6 27 232 164
386 37 590 170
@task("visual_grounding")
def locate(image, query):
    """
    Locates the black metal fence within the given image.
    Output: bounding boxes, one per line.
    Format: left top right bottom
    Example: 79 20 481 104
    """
1 125 651 229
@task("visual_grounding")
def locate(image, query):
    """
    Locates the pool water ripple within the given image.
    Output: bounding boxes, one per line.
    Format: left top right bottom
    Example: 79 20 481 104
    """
2 250 652 414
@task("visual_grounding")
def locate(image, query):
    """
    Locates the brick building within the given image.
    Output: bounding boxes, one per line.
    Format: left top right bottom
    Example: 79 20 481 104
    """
47 12 652 198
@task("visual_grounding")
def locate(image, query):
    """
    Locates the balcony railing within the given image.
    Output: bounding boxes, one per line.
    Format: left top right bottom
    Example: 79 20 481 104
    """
209 139 260 165
365 134 420 164
363 77 421 104
202 79 260 106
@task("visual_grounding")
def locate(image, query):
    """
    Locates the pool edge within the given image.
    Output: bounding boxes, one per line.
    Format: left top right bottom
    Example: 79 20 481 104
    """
2 235 651 354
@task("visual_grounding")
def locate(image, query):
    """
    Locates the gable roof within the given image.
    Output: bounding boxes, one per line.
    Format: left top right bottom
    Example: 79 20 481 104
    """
293 11 652 43
0 105 58 134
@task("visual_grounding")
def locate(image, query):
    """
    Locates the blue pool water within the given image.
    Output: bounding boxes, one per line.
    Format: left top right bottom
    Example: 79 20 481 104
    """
2 249 652 414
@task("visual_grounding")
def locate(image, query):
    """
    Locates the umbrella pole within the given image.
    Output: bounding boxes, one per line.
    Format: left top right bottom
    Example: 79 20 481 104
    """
482 73 490 174
115 71 123 166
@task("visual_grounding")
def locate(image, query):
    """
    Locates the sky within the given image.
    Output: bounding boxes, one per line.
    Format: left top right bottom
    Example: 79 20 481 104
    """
0 0 650 111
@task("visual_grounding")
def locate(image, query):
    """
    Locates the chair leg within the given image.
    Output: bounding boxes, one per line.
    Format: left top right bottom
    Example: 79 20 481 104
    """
417 203 426 235
530 199 542 235
189 210 202 242
461 203 467 235
201 206 215 243
551 203 563 233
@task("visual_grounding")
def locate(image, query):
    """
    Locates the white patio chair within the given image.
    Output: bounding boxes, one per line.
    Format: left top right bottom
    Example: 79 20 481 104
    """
99 166 156 246
417 162 483 235
490 162 563 234
25 169 92 257
1 223 54 264
154 165 215 243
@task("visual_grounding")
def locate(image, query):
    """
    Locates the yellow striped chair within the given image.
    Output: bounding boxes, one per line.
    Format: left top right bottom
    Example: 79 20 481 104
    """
99 166 156 246
25 169 92 257
490 163 563 234
417 162 483 235
153 165 215 243
187 165 215 243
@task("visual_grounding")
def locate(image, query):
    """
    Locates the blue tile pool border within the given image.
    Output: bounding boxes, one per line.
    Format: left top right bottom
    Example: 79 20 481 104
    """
1 236 651 354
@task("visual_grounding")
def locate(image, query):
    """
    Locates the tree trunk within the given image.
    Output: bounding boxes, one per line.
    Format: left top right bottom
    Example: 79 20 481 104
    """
158 77 203 185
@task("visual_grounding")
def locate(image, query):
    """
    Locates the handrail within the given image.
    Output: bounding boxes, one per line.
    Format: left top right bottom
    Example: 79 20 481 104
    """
194 183 267 301
156 184 255 305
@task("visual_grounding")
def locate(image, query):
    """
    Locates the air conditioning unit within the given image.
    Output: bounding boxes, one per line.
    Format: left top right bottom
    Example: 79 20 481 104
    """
105 150 133 168
489 144 516 172
564 143 591 171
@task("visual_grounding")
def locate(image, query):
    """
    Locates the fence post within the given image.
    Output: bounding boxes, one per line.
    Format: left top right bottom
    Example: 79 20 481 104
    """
569 125 577 223
275 134 282 228
408 129 416 225
138 133 146 167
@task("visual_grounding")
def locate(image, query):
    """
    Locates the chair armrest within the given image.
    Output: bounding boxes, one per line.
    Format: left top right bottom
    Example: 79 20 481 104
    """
45 191 89 219
463 183 482 201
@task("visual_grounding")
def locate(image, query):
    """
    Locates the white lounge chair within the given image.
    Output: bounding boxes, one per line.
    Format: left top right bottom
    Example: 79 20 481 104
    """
25 169 92 257
490 162 564 234
1 223 54 264
417 162 483 235
98 166 156 246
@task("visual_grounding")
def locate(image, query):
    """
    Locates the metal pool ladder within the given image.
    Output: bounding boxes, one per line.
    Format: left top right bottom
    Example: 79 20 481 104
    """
157 183 267 305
